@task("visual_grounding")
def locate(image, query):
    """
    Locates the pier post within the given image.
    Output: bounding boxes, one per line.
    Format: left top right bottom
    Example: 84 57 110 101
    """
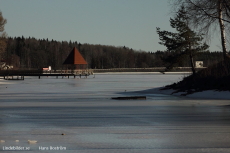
39 76 40 79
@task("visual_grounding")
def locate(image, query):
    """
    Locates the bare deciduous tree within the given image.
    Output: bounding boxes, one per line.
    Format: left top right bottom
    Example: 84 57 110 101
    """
171 0 230 60
0 11 7 60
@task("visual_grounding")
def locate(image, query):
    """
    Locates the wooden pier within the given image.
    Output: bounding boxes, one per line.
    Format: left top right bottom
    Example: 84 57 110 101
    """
0 69 94 80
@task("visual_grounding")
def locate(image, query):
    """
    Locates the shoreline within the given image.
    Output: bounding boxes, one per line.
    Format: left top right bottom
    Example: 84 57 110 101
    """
94 72 192 75
137 87 230 100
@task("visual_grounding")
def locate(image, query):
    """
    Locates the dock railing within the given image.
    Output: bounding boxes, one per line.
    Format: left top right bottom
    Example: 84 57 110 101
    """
44 69 94 75
0 69 94 77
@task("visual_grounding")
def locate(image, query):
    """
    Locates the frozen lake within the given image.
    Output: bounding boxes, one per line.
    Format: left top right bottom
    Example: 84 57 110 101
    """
0 73 230 153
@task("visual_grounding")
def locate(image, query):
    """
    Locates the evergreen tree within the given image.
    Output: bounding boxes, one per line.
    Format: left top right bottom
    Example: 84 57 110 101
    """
156 6 209 74
173 0 230 61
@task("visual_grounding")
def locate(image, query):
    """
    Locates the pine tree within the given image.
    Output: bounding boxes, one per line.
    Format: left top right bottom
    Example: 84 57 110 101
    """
156 6 209 74
173 0 230 61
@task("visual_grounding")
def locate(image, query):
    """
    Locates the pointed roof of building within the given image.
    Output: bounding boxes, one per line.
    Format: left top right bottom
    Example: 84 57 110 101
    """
63 47 87 65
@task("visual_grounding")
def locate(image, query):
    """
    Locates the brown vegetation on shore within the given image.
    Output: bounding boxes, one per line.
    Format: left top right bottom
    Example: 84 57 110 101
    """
163 59 230 94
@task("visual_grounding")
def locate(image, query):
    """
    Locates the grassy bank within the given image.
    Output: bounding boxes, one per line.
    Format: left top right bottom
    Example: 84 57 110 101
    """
163 59 230 94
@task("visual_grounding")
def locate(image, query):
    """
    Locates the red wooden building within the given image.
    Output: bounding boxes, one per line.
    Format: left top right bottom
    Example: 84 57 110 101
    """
63 47 88 70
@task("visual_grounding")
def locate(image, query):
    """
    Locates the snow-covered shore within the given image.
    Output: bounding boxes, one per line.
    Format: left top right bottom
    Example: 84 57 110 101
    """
137 87 230 100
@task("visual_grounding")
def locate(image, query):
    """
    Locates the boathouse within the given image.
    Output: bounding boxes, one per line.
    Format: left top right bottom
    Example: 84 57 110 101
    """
63 47 88 70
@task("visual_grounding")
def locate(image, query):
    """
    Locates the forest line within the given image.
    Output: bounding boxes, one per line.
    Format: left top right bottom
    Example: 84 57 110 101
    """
4 36 225 70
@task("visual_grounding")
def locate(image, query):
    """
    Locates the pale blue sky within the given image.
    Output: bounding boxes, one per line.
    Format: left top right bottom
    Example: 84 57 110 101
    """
0 0 223 52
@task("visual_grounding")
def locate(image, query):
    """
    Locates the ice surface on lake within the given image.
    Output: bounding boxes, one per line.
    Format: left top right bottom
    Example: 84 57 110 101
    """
0 73 230 153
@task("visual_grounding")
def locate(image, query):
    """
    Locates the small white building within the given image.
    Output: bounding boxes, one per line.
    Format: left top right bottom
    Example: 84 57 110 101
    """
195 61 203 68
0 61 13 70
43 66 51 71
